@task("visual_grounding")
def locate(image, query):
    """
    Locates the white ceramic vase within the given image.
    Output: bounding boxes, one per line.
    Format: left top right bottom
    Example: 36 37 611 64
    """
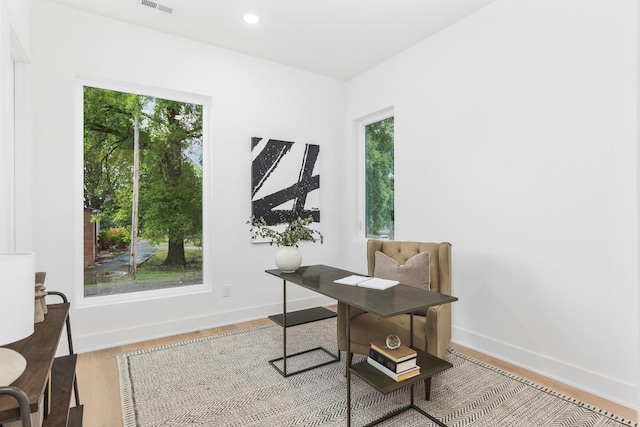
275 246 302 273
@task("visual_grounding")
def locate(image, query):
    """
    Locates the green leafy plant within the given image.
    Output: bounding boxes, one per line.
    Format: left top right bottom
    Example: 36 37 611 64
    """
98 227 131 251
247 216 323 247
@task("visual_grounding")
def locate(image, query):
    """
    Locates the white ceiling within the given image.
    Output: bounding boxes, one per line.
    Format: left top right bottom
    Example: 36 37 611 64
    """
46 0 496 81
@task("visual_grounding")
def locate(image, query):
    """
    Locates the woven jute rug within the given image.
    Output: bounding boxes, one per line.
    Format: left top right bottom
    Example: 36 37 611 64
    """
118 318 636 427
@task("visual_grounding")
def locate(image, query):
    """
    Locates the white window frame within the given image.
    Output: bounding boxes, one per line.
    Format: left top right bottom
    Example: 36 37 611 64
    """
74 76 212 308
2 25 31 252
1 51 16 251
356 107 394 240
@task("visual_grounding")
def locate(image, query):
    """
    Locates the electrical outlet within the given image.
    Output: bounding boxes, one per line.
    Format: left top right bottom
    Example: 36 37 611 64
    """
222 284 231 297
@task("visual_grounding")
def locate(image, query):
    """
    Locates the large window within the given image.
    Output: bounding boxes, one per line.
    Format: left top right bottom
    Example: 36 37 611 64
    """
365 116 394 240
83 85 204 297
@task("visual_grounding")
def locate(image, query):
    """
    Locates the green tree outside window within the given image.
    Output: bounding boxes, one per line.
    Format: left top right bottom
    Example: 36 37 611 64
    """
365 117 394 239
83 86 203 296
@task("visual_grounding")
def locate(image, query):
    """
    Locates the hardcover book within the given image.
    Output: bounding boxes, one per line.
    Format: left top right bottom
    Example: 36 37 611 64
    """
369 340 417 363
369 347 417 373
367 357 421 382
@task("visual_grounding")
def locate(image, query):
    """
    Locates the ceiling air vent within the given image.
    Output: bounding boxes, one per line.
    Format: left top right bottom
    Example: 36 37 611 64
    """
140 0 174 15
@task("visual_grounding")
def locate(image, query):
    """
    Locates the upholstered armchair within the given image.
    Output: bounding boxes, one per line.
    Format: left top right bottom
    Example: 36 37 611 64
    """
336 240 452 398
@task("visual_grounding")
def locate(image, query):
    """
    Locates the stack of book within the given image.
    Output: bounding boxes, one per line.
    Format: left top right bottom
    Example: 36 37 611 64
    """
367 340 421 381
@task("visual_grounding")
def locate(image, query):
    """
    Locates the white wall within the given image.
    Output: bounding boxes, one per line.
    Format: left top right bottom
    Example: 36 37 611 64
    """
15 0 640 411
0 0 32 252
30 2 345 351
345 0 638 408
637 0 640 413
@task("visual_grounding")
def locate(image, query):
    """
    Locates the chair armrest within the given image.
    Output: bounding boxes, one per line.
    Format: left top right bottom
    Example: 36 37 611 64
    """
336 302 367 352
425 303 452 359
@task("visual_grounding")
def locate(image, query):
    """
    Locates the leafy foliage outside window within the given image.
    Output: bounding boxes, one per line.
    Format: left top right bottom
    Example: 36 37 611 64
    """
83 86 203 296
365 117 394 239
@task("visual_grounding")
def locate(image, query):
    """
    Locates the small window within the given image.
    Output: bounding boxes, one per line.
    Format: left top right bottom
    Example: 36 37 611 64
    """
364 116 394 240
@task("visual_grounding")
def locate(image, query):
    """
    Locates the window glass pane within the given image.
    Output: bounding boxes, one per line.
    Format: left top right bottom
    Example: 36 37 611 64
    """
365 116 394 240
83 86 204 297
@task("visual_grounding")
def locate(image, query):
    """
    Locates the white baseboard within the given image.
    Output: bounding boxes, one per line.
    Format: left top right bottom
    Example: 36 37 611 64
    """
452 326 638 410
74 295 335 353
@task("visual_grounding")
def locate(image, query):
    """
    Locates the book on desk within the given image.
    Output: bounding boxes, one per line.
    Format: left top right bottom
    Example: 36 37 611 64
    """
333 275 399 290
369 347 417 373
367 358 421 381
367 340 420 381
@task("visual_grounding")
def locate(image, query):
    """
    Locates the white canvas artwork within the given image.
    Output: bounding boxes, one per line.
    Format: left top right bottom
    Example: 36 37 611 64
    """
251 137 320 242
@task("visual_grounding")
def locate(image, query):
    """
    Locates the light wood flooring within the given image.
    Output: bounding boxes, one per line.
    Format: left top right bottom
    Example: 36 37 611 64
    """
75 316 637 427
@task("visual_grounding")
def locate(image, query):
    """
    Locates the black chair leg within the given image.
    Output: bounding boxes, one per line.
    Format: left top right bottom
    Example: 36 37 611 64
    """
344 352 353 377
425 377 432 400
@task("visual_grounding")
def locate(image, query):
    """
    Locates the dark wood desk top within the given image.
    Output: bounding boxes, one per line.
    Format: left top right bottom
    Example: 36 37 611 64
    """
266 264 457 317
0 303 69 420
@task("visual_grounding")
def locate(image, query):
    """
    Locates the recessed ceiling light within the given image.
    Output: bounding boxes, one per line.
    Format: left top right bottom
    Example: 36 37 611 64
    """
243 14 260 24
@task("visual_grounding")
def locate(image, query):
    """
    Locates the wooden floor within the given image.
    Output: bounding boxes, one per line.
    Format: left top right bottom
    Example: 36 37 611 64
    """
75 316 637 427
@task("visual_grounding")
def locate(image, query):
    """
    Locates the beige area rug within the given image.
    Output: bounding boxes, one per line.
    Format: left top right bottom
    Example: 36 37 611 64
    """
118 318 636 427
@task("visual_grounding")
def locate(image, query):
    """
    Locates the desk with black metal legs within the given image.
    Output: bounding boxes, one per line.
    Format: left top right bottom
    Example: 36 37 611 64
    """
266 265 458 426
266 274 340 377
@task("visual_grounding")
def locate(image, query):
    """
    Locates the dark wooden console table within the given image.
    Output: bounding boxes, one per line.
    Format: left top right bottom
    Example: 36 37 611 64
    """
266 264 457 427
0 299 83 426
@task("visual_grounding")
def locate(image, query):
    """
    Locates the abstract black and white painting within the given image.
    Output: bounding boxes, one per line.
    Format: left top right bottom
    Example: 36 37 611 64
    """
251 137 320 241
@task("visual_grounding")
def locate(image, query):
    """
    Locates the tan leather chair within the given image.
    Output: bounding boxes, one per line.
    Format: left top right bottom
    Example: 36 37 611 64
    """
336 240 452 399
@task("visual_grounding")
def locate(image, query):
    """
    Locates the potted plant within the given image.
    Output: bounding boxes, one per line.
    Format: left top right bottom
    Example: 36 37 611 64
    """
247 216 323 272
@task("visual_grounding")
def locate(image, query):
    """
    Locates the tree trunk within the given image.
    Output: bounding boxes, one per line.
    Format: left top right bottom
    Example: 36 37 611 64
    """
163 236 186 267
161 104 186 267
